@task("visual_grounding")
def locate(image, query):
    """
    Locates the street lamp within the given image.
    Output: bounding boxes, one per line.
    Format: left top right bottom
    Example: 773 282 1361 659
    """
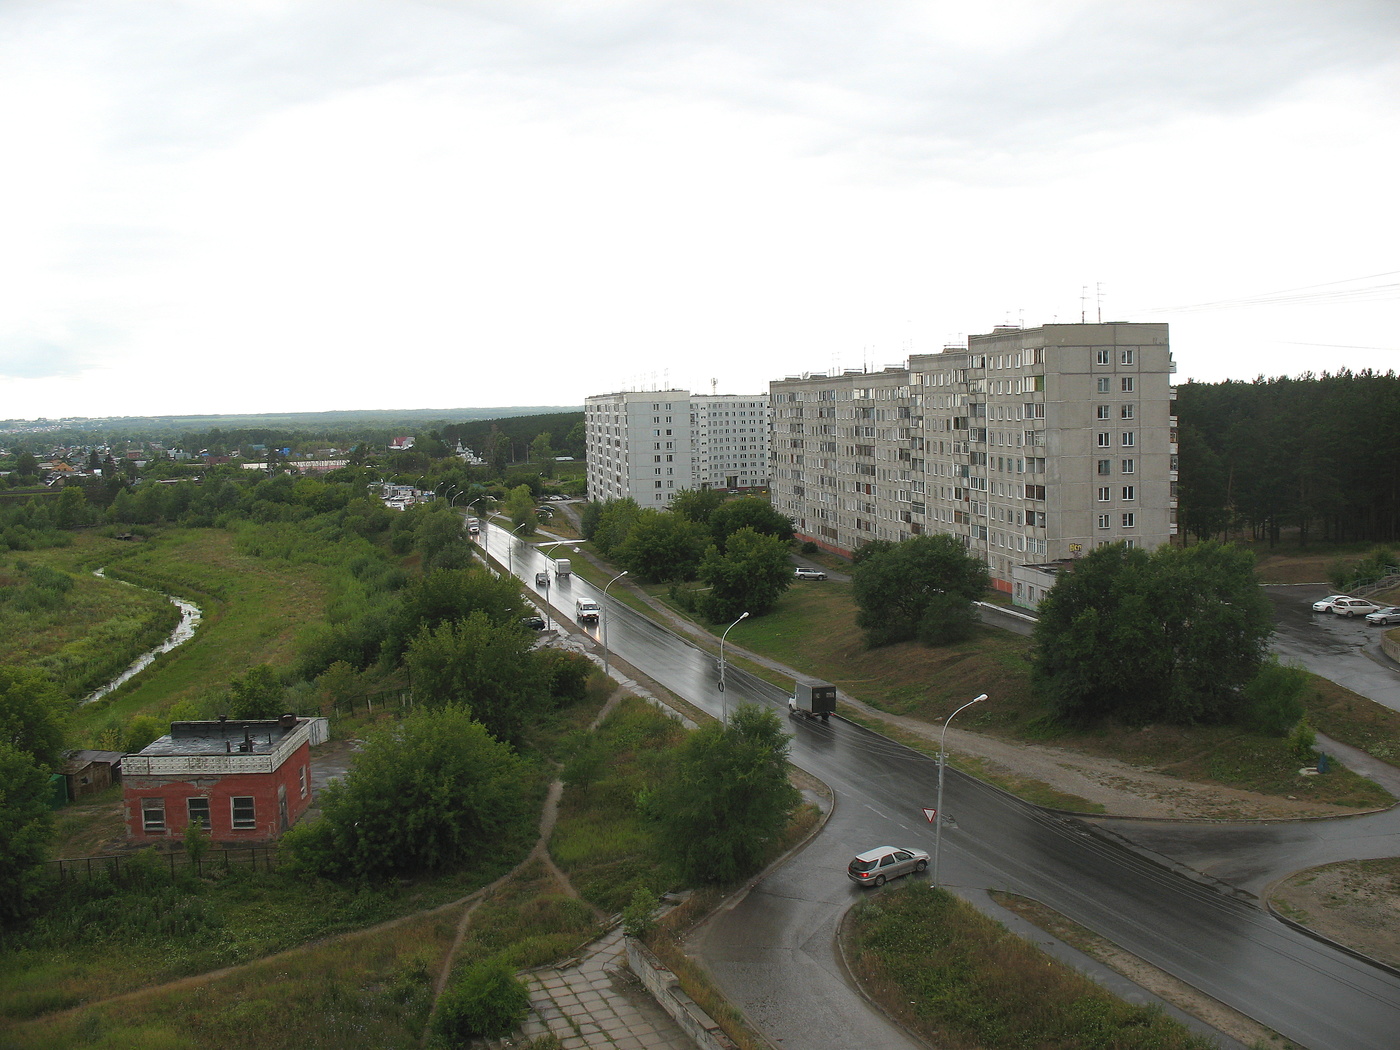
506 521 529 578
718 611 749 724
601 570 629 678
933 692 988 888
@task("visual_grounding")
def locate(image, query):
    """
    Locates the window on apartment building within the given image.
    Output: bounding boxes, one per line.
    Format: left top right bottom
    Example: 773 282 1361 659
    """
1121 377 1135 393
142 798 166 832
1122 432 1136 447
1097 433 1110 447
231 797 256 830
187 797 210 828
1097 377 1111 393
654 480 662 488
1122 513 1136 528
1097 459 1111 475
1122 459 1135 474
1097 405 1111 420
1097 486 1111 501
1121 349 1136 365
1121 404 1135 419
1122 486 1136 500
1097 514 1110 529
1096 348 1111 365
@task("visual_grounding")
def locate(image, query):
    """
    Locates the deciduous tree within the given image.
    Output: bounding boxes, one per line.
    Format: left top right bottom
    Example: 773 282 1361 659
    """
851 535 989 647
281 705 534 881
404 611 547 743
696 527 792 622
0 743 53 927
642 704 800 884
1032 541 1274 725
0 666 70 769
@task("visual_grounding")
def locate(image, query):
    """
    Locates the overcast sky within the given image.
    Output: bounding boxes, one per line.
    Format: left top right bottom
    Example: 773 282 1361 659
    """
2 0 1397 421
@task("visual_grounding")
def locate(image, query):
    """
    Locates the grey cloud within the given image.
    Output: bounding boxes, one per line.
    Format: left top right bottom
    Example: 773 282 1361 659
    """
11 1 1397 177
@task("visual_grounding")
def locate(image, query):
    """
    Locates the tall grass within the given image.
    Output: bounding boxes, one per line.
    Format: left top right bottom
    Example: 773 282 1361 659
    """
4 910 455 1050
849 884 1219 1050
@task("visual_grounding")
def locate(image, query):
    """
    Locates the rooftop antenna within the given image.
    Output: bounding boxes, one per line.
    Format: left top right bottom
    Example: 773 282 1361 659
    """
1096 281 1104 323
711 377 717 395
1081 285 1088 324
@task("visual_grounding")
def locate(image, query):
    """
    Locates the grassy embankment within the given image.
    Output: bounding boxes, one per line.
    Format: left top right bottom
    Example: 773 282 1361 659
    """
0 545 180 702
848 884 1221 1050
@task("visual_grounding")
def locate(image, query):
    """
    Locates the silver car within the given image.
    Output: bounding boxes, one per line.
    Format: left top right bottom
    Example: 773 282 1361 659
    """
1365 606 1400 625
847 846 929 887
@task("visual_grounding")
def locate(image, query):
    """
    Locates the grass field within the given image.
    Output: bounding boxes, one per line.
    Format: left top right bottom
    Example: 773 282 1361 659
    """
32 529 335 743
0 546 181 700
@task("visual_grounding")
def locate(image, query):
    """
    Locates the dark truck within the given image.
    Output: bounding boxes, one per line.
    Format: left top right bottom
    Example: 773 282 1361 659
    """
788 675 837 722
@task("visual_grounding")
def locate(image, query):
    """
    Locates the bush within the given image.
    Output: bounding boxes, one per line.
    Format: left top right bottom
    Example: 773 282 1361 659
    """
622 886 659 939
800 541 819 556
1289 719 1317 759
1242 659 1309 736
433 959 531 1043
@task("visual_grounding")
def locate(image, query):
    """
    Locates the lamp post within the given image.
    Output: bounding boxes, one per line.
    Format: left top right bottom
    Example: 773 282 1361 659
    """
506 521 528 578
601 570 629 678
933 692 988 888
718 611 749 724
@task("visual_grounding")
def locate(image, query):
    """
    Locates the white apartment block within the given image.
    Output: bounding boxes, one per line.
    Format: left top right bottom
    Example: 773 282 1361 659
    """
769 323 1177 608
584 390 770 506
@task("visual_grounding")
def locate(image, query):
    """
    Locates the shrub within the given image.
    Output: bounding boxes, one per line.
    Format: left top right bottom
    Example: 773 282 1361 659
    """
622 886 659 939
1242 659 1309 736
433 959 531 1043
1289 719 1317 759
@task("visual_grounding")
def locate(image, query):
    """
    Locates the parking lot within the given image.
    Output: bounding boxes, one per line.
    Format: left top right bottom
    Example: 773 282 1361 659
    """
1267 584 1400 713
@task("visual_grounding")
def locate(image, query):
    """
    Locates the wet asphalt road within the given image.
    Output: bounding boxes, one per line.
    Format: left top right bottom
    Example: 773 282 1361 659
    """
485 530 1400 1050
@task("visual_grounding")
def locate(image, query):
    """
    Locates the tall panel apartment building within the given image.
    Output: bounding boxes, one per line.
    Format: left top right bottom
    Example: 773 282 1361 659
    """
585 390 769 506
769 323 1176 607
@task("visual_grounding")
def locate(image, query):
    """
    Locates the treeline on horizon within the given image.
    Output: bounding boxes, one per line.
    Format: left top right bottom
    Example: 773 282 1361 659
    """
1177 370 1400 545
2 408 585 462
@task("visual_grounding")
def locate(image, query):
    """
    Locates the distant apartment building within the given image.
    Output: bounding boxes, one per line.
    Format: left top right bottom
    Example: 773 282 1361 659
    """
585 390 770 505
769 323 1176 607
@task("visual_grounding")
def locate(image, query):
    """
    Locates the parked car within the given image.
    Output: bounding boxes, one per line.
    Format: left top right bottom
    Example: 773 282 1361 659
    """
847 846 929 888
520 615 546 630
794 566 828 580
1365 606 1400 625
1332 598 1383 618
1312 595 1354 612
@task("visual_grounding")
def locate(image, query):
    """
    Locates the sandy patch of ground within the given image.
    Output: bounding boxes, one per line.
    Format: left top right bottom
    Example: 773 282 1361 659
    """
1270 859 1400 971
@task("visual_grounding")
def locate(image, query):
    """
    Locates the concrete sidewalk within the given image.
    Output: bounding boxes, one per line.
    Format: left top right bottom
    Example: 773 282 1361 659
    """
486 925 698 1050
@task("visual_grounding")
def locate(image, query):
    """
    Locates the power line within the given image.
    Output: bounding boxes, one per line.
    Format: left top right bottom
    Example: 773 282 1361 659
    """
1130 270 1400 315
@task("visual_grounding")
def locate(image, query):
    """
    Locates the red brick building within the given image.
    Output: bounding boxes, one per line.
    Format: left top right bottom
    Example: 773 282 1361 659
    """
122 716 314 844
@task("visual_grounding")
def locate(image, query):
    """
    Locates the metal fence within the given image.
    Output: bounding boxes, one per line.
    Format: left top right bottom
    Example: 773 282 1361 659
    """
50 846 281 882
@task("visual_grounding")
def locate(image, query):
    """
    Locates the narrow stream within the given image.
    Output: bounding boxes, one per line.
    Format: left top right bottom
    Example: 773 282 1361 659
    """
81 569 202 705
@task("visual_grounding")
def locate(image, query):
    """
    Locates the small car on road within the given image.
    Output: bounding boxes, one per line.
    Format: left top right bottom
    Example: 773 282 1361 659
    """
847 846 929 887
1365 606 1400 625
1312 595 1354 613
1332 598 1382 618
794 566 828 580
